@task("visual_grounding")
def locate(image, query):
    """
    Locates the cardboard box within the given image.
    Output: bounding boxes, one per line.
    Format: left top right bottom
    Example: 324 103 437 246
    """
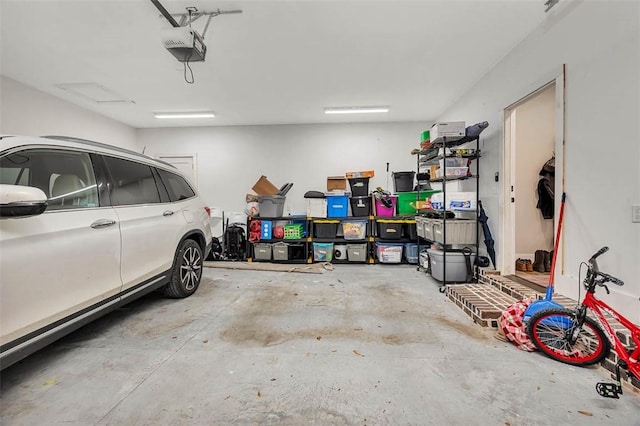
430 121 465 144
327 176 347 191
345 170 375 179
252 175 279 195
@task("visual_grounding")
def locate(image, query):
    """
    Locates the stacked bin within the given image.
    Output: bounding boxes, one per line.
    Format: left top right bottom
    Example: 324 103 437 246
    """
342 219 368 240
376 219 404 239
327 195 349 217
347 244 368 262
376 243 403 263
313 243 334 261
253 243 272 261
349 196 371 217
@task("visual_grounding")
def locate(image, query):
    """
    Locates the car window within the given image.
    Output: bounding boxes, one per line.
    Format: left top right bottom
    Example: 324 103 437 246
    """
0 149 99 210
157 169 195 201
103 156 161 206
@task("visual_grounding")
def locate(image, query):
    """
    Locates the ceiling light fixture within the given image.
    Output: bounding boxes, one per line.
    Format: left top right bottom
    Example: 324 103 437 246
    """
324 106 390 115
153 111 215 119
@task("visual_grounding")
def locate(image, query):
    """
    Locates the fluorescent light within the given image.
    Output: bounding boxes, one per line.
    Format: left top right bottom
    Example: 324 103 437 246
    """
153 111 215 119
324 106 390 114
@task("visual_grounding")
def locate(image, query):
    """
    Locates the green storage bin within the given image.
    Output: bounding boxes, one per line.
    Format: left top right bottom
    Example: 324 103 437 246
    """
396 191 441 215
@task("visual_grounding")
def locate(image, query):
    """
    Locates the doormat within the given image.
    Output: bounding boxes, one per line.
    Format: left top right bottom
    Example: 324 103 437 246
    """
203 261 334 274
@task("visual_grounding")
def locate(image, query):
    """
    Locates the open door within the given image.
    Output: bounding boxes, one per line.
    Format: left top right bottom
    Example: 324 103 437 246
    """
502 71 565 289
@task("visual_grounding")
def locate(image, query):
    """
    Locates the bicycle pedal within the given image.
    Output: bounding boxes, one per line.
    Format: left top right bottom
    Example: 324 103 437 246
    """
596 382 621 399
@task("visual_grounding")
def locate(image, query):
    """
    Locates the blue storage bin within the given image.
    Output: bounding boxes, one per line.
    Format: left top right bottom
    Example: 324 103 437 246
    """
261 220 272 240
327 195 349 217
405 243 419 264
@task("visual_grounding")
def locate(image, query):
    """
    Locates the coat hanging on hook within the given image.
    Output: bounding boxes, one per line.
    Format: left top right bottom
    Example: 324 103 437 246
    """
536 156 555 219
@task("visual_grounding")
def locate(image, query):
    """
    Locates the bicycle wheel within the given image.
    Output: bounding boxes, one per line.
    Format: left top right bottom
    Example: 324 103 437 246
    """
527 307 610 366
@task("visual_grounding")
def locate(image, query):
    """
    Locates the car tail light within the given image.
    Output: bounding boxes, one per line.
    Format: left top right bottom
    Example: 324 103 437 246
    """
204 207 211 217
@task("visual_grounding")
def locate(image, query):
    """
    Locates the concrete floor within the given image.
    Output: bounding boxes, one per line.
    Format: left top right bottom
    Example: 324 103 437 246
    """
1 265 639 425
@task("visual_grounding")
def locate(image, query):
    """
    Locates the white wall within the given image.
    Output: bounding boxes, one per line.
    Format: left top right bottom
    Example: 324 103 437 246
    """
437 1 640 322
0 76 137 150
137 122 425 214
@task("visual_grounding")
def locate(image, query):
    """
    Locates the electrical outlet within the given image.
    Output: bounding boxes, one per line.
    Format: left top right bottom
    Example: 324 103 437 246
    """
633 204 640 223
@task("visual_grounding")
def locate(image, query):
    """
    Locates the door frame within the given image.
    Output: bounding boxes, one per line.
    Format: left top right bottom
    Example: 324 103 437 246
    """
500 66 565 275
156 154 198 188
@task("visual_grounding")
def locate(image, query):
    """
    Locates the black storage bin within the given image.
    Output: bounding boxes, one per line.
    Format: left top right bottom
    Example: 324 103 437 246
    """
393 171 415 193
406 222 418 240
289 243 306 261
349 196 371 217
377 220 404 239
348 177 370 196
313 220 340 238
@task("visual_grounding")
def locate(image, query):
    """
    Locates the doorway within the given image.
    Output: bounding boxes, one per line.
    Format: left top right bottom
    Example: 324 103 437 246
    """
502 76 564 289
157 154 198 188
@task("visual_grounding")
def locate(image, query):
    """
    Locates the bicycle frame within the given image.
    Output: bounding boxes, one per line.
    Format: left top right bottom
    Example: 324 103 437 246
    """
580 290 640 379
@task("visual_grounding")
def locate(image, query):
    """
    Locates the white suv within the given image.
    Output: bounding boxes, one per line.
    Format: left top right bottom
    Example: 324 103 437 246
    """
0 135 212 369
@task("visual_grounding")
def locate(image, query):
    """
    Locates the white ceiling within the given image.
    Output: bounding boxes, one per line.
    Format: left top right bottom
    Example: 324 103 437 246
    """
0 0 549 129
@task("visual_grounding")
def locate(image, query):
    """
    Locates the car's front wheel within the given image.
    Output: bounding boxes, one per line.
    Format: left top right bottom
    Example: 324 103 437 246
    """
163 239 203 298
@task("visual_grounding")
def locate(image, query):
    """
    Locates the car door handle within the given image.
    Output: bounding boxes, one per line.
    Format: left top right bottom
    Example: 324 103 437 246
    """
91 219 116 229
163 210 175 216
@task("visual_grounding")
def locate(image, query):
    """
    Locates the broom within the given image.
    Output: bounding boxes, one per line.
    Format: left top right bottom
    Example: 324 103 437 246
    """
523 192 566 323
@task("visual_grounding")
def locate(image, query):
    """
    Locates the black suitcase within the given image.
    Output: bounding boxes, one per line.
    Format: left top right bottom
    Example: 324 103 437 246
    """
224 225 246 260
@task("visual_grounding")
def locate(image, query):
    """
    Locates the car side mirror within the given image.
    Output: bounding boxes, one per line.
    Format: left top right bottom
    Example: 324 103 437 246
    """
0 184 48 218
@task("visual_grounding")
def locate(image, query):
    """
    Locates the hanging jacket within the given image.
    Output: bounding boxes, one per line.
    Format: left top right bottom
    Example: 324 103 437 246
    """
536 157 555 219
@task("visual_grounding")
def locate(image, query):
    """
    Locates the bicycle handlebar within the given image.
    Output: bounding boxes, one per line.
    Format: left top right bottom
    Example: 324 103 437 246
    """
589 246 609 262
584 246 624 290
597 271 624 287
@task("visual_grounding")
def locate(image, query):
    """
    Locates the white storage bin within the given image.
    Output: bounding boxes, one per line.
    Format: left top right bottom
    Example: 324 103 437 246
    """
434 167 469 179
415 216 435 240
306 198 327 218
438 158 469 168
376 243 403 263
430 192 477 210
342 219 367 240
431 219 476 245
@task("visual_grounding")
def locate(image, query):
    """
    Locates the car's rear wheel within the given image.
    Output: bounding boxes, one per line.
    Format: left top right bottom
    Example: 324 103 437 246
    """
163 239 203 298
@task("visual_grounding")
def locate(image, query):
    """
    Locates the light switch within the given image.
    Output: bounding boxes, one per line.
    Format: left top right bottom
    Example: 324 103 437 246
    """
633 204 640 223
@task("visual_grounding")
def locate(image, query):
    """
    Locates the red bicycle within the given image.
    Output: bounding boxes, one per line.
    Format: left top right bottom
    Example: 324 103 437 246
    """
526 247 640 399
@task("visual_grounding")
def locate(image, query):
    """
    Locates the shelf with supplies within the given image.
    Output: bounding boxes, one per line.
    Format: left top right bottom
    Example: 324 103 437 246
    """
245 215 424 265
428 174 478 183
246 216 311 263
309 216 371 263
414 121 488 286
418 149 481 167
370 217 420 265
